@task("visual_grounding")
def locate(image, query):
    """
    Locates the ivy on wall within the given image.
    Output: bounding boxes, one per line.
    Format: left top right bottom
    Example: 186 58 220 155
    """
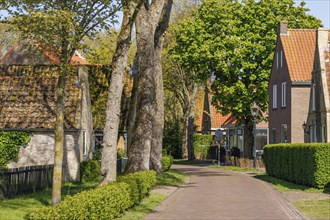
0 131 32 168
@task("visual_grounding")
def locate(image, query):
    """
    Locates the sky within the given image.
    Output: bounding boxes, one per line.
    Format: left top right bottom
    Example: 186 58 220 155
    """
0 1 329 28
295 0 330 28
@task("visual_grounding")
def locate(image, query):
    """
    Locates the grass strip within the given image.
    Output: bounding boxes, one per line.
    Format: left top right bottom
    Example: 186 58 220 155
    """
119 193 167 220
293 199 330 219
254 174 329 193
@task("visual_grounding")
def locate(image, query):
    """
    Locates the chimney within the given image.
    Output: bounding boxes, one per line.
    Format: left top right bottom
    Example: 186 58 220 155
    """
279 21 288 35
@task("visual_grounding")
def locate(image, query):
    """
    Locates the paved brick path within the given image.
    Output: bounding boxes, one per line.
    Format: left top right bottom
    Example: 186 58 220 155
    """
146 165 301 220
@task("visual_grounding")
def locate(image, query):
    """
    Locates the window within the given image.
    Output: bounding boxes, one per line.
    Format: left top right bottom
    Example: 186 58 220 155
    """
276 52 279 68
313 125 317 142
312 83 316 111
281 82 286 107
273 85 277 109
83 130 87 156
280 50 283 68
309 126 313 142
281 124 288 143
271 129 276 144
322 124 326 143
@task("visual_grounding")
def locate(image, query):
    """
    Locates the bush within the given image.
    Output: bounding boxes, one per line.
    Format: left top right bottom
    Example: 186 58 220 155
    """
194 134 213 159
162 155 173 172
263 143 330 188
118 170 157 205
25 182 131 220
24 170 157 220
80 160 100 183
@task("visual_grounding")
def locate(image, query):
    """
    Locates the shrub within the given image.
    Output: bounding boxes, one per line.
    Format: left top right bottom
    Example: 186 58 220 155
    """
24 170 157 220
0 131 31 168
194 134 213 159
118 170 157 205
117 148 126 158
263 143 330 188
25 182 131 220
162 155 173 172
80 160 100 183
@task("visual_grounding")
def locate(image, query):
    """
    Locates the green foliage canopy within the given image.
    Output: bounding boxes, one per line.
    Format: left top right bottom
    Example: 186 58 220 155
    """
0 131 31 168
170 0 321 124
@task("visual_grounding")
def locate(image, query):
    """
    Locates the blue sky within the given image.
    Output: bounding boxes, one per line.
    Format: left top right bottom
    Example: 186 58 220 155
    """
295 0 330 28
0 1 329 28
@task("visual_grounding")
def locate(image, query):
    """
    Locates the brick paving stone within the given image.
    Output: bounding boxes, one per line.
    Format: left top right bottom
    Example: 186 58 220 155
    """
146 165 301 220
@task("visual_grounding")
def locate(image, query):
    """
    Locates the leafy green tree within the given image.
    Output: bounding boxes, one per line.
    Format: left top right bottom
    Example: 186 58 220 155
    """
170 0 320 158
0 24 19 57
1 0 119 204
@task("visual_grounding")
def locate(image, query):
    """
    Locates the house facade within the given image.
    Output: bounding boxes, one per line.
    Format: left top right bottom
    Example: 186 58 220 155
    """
305 28 330 142
268 22 316 144
0 44 93 181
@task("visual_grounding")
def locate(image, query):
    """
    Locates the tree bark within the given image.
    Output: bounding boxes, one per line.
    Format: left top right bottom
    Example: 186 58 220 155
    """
51 66 66 205
125 0 169 173
243 118 253 159
100 1 142 184
150 0 173 172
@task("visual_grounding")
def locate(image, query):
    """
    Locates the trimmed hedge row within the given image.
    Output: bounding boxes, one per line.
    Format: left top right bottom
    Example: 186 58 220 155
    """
263 143 330 188
24 170 157 220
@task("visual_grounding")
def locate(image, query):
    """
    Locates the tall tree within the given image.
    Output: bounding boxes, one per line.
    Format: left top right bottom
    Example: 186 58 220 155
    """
100 0 143 184
125 0 173 173
1 0 119 204
170 0 320 158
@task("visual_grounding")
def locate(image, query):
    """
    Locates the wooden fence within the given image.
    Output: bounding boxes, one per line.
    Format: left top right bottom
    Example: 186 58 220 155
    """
0 165 53 199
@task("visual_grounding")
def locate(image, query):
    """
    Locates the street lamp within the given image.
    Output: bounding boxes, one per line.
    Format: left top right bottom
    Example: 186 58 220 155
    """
250 102 260 170
302 121 309 134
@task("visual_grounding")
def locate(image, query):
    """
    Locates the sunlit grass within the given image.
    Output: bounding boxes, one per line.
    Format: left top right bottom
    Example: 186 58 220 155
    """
208 165 263 173
294 199 330 219
157 169 185 186
119 193 167 220
254 174 328 193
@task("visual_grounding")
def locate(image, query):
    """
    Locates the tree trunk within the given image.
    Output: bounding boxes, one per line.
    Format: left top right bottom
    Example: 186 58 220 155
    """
187 85 197 160
125 0 169 173
51 67 65 205
181 114 188 159
243 118 253 159
150 0 173 172
100 1 142 184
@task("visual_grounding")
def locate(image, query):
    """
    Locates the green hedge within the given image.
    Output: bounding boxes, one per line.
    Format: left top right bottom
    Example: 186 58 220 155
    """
263 143 330 188
194 134 213 159
24 170 157 220
80 160 100 183
118 170 156 205
162 155 174 172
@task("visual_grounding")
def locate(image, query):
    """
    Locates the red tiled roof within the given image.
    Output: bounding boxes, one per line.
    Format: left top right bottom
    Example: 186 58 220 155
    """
0 42 88 65
281 29 316 82
325 32 330 99
0 66 81 129
195 90 232 131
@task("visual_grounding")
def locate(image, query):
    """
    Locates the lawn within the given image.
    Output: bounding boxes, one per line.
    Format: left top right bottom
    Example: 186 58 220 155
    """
294 199 330 219
0 170 186 220
208 165 263 173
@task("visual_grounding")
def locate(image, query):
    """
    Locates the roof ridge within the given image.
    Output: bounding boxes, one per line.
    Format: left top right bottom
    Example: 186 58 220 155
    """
287 28 316 31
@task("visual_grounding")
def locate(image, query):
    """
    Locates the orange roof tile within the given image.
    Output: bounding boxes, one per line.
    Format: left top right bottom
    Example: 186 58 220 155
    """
195 90 232 131
281 29 316 82
325 33 330 99
0 42 88 65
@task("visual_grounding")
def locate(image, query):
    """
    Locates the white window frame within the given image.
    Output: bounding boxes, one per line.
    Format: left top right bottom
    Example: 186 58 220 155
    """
273 85 277 109
321 124 326 143
281 82 286 107
312 83 316 111
309 126 313 142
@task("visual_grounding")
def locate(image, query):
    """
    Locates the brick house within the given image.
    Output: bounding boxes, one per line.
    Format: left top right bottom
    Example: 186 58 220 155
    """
268 22 316 144
0 43 93 181
305 28 330 142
